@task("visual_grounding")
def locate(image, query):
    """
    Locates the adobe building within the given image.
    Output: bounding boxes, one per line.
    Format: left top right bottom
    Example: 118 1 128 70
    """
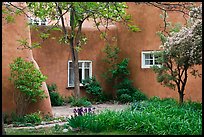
31 2 202 102
2 2 202 115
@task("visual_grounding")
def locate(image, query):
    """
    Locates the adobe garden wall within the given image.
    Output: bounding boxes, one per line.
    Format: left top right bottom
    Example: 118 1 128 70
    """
2 3 53 116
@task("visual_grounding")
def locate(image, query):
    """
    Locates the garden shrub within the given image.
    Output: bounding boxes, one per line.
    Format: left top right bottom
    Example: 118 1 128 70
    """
102 46 148 103
68 96 92 107
9 111 42 125
132 89 148 101
9 57 47 116
47 83 64 106
115 77 148 103
117 94 132 103
23 111 42 124
82 77 106 103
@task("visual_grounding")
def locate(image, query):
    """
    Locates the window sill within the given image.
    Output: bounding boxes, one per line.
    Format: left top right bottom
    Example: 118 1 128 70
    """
66 85 85 89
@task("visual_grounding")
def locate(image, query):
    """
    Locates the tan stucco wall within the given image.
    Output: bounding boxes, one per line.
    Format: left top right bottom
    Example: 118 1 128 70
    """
117 2 202 102
2 3 53 116
31 25 118 98
31 2 202 102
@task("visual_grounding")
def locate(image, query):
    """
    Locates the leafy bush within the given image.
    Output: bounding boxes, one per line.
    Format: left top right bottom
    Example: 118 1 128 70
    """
132 89 148 101
9 57 47 115
9 57 47 102
47 83 57 92
82 77 106 103
23 111 42 124
68 96 92 107
47 83 64 106
103 50 148 103
67 98 202 135
118 94 132 103
10 111 42 125
115 78 148 103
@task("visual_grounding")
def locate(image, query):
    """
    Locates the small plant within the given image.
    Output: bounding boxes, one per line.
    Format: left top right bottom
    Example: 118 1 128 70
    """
68 96 92 107
53 124 61 132
115 77 148 103
47 83 64 106
82 77 106 103
8 111 42 126
24 111 42 124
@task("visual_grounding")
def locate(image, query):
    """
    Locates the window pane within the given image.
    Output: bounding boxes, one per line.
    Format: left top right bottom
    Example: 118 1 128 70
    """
85 69 89 80
145 60 150 65
145 60 153 65
145 54 153 59
78 62 82 68
84 62 90 68
69 68 74 86
150 60 153 65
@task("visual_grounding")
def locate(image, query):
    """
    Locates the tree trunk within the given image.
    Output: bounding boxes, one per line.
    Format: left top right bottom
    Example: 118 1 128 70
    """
14 90 30 116
179 92 184 104
73 53 80 98
70 6 81 98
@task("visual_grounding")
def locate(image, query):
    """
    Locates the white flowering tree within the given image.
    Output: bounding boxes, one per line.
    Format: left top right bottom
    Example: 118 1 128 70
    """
152 5 202 104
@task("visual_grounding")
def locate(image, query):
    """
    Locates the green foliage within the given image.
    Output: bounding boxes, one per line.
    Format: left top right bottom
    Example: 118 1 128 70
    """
115 78 148 103
102 44 120 81
5 15 15 23
102 45 147 103
112 58 130 79
132 90 148 101
10 111 42 125
82 77 106 103
9 57 47 103
39 32 50 40
26 2 133 30
47 83 64 106
127 24 141 32
23 112 42 124
117 94 132 103
68 96 92 107
67 98 202 135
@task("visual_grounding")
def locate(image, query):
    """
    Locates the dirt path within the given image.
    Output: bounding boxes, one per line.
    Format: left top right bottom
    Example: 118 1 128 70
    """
52 103 129 118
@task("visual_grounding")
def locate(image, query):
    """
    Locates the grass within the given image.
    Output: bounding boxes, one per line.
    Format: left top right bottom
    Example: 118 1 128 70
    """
5 127 142 135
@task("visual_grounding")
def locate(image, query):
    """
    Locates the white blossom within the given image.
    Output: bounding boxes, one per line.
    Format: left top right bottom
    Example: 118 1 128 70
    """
163 4 202 65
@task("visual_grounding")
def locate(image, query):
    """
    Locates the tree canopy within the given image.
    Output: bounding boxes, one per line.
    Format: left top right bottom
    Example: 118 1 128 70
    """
152 4 202 104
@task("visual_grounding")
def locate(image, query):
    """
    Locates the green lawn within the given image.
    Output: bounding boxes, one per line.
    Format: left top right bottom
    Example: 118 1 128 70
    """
5 127 143 135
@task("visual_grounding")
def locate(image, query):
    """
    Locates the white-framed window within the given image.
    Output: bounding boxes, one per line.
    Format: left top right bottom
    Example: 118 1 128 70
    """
141 51 161 68
29 17 48 26
68 60 92 87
